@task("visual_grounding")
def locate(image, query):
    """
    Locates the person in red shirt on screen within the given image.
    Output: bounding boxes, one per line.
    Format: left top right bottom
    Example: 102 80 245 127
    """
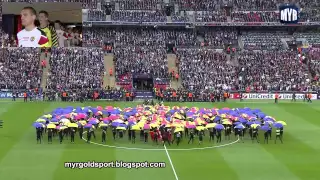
17 7 49 47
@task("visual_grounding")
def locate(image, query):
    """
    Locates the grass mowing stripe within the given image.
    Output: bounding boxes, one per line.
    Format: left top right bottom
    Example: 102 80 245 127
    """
217 143 300 180
115 149 174 180
263 105 320 150
0 102 67 180
278 103 320 128
258 105 320 180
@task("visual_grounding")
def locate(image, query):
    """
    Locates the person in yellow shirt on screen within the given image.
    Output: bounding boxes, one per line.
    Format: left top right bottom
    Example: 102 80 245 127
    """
38 10 58 47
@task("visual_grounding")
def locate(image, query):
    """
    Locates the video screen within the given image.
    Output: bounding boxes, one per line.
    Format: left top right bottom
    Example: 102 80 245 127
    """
2 2 82 47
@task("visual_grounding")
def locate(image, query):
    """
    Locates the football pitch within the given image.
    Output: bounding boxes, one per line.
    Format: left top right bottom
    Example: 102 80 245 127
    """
0 100 319 180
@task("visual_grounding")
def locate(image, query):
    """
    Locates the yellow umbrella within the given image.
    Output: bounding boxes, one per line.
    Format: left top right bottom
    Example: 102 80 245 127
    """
251 124 260 129
79 120 87 126
174 127 184 133
131 125 141 131
59 126 68 130
99 124 109 128
36 118 46 123
67 123 78 128
221 114 227 118
206 123 217 128
165 124 172 128
276 121 287 126
222 121 232 125
43 114 52 118
116 127 126 130
47 124 56 129
150 123 159 128
196 126 206 131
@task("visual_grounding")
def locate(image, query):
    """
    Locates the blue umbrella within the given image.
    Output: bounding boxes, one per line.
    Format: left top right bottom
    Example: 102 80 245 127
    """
235 124 245 129
119 124 127 128
88 120 98 125
103 120 110 124
233 122 242 126
215 124 224 130
260 125 270 131
238 118 247 124
33 122 43 128
246 121 254 126
128 121 136 126
273 123 283 128
111 122 120 127
252 121 261 125
84 124 93 129
214 116 221 122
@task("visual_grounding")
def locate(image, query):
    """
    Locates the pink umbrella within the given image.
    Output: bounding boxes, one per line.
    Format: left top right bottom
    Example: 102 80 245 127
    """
102 117 109 121
105 106 113 109
97 106 103 111
143 124 151 130
187 125 196 129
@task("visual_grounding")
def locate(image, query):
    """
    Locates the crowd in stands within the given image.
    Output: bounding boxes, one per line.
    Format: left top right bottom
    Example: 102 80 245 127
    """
177 48 236 91
232 12 279 23
0 48 41 89
241 32 289 50
82 28 237 48
114 46 168 79
111 10 167 22
46 48 104 90
237 51 313 91
294 33 320 48
116 0 161 10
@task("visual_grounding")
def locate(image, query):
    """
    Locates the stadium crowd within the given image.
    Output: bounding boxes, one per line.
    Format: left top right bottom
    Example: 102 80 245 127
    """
237 51 314 91
0 48 42 89
82 0 320 22
46 48 104 90
114 46 168 79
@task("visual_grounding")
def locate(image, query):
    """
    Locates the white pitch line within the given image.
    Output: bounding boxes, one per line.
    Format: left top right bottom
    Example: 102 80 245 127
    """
81 132 239 151
164 144 179 180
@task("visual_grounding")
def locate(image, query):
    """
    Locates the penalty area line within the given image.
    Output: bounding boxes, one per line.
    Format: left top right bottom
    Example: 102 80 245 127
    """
81 132 239 151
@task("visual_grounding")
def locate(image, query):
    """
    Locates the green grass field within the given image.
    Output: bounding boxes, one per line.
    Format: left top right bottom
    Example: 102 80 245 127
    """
0 99 319 180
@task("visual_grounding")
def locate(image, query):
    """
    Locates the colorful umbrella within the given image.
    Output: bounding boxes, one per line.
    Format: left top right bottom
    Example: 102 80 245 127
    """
84 124 93 129
174 127 184 133
273 123 283 128
260 125 270 131
196 126 206 131
99 124 109 128
215 124 225 130
276 121 287 126
206 123 217 128
33 122 43 128
47 124 56 129
131 125 141 131
235 124 245 129
116 127 126 130
251 124 260 129
143 124 151 130
35 118 46 123
67 123 78 128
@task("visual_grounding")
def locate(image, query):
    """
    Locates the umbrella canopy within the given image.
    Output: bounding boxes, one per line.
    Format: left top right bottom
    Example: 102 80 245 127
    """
67 123 78 128
273 123 283 128
276 121 287 126
215 124 225 130
47 124 56 129
206 123 217 128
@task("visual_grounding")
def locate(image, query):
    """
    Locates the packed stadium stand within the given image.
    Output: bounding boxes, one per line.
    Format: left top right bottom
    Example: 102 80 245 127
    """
0 48 42 89
0 0 319 100
46 48 104 90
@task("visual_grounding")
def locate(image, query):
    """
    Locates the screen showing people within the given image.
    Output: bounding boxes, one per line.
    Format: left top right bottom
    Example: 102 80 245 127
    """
2 2 82 47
